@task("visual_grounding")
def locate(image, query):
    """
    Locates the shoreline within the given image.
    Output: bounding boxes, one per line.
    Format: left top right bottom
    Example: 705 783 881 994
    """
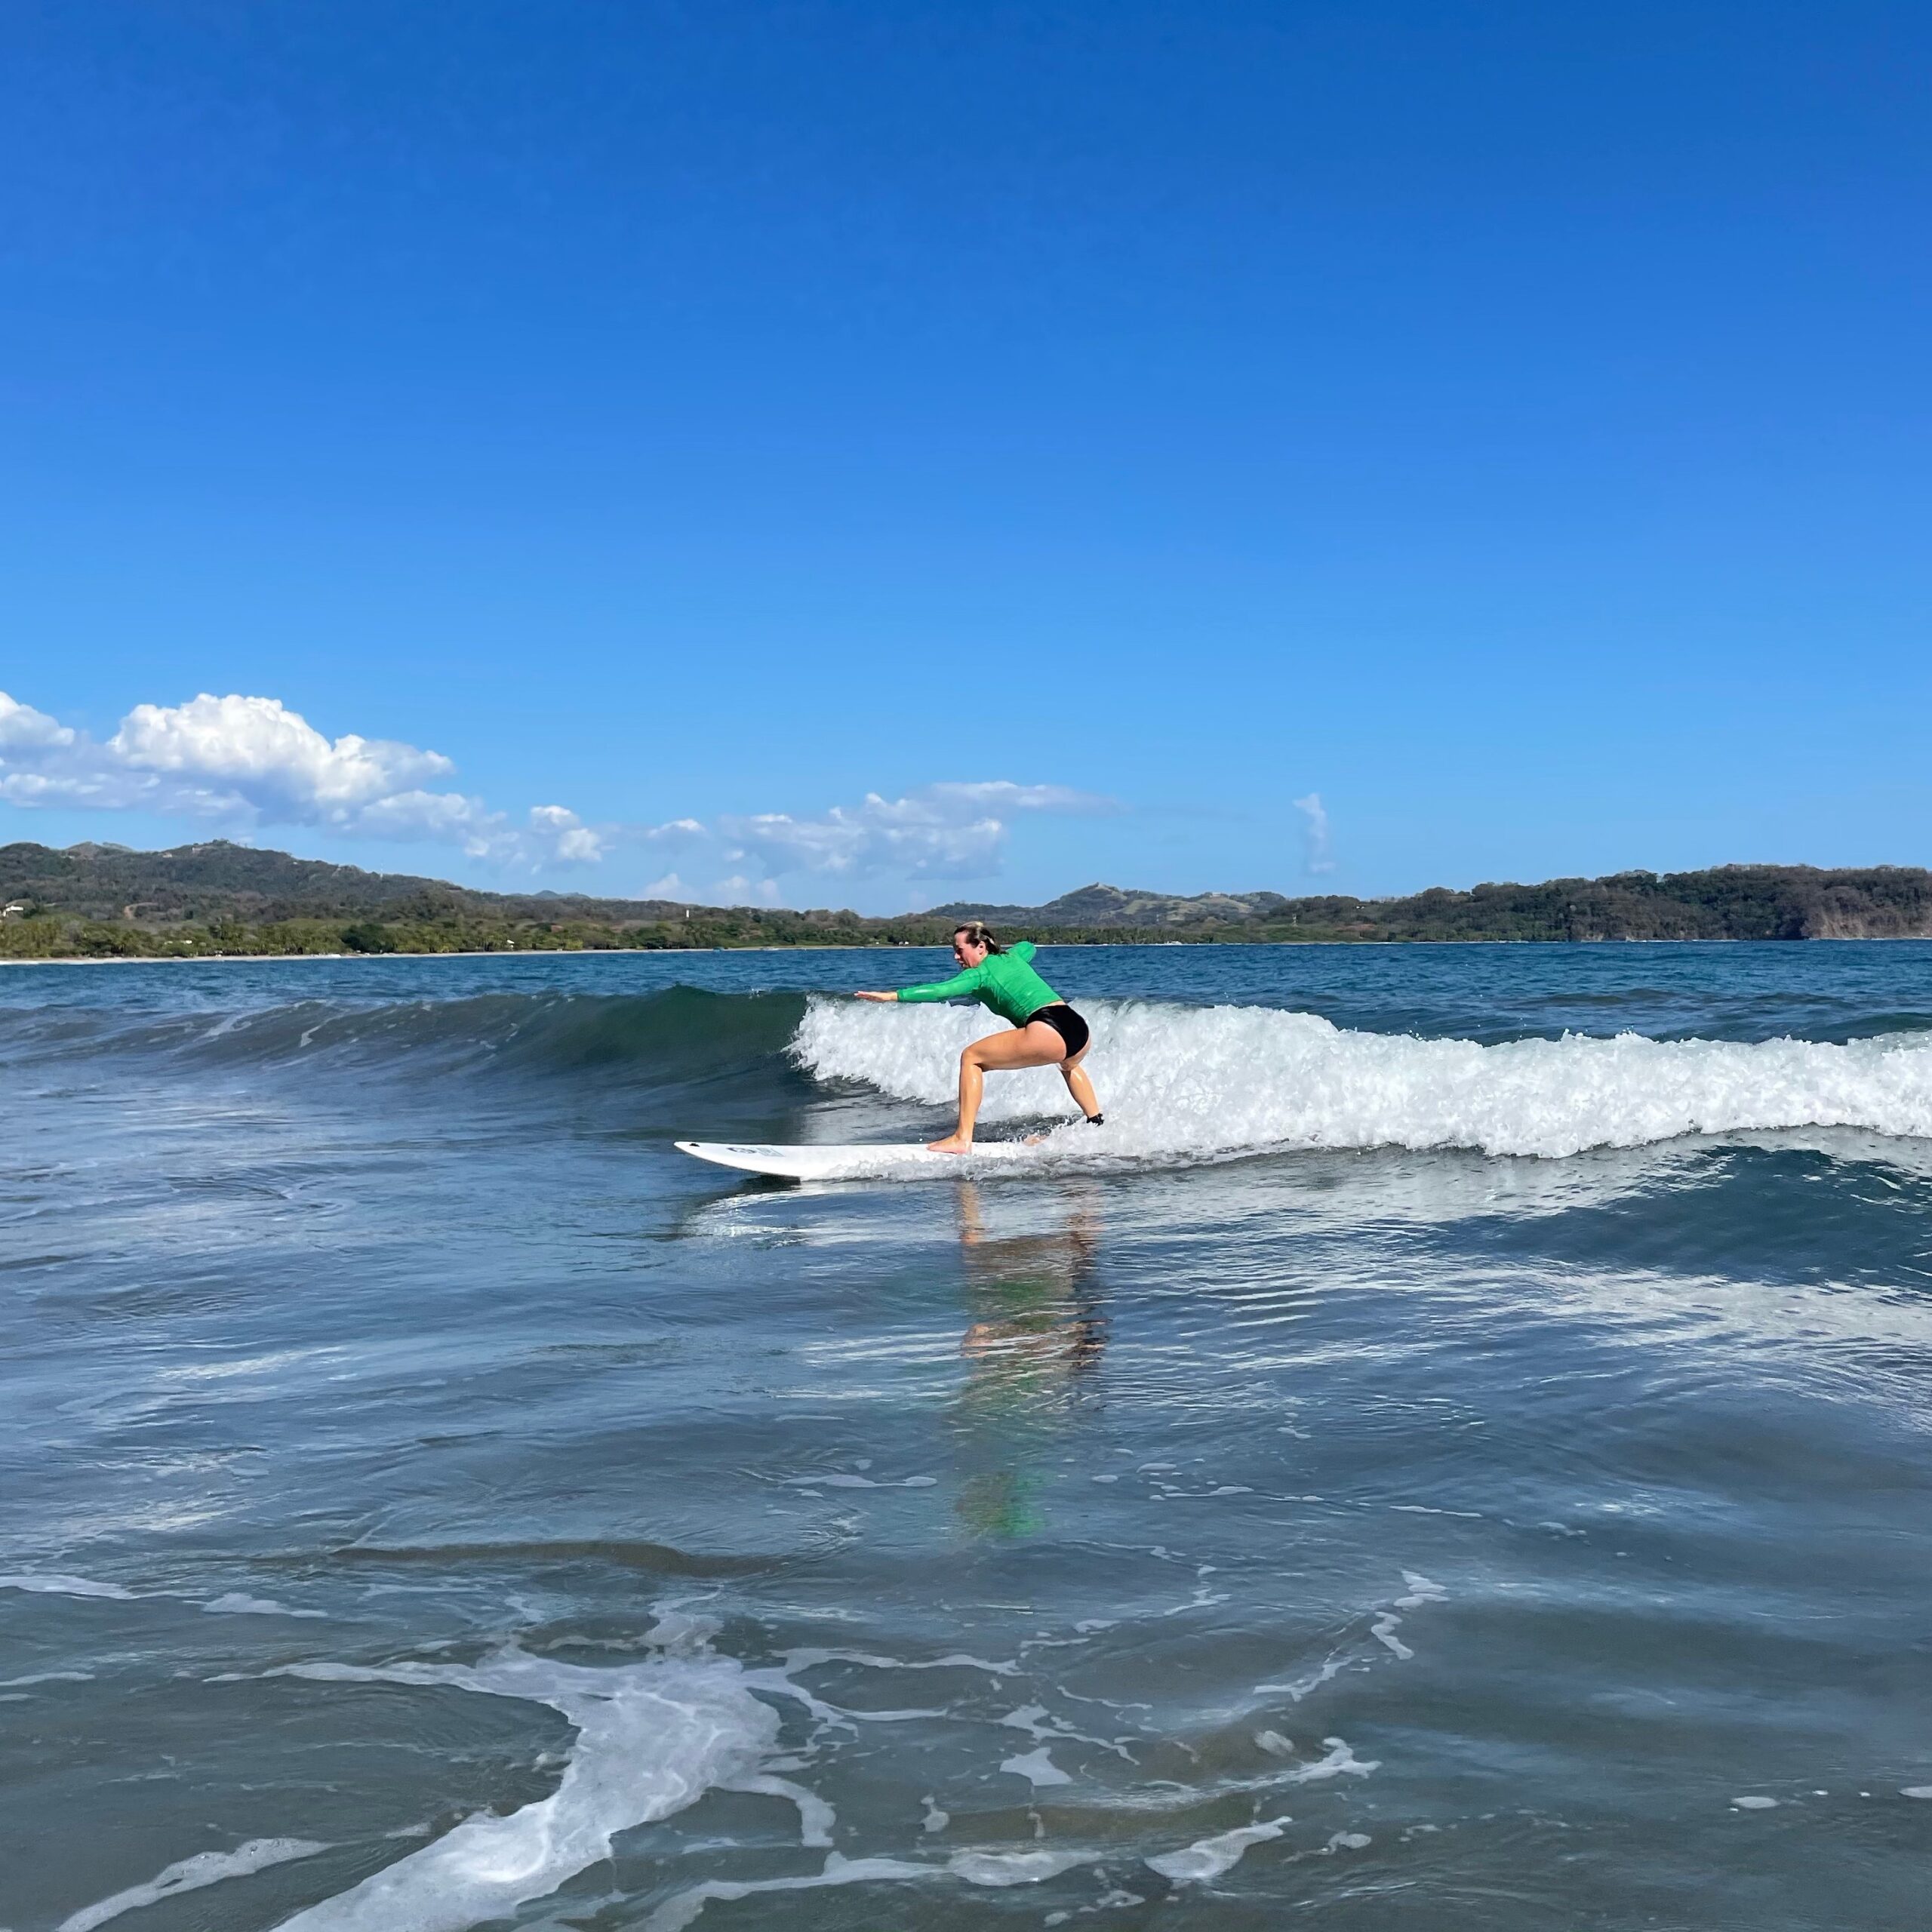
8 934 1932 968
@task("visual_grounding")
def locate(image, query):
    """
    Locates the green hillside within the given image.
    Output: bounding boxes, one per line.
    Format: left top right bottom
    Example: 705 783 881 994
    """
3 839 1929 958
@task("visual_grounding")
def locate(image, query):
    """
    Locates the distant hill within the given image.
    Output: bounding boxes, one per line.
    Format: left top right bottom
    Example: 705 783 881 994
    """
936 867 1932 941
930 884 1296 928
0 838 888 957
0 838 691 924
3 839 1930 957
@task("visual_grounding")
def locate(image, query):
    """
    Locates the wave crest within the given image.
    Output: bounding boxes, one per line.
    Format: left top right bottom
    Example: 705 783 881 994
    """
790 998 1932 1159
5 987 808 1084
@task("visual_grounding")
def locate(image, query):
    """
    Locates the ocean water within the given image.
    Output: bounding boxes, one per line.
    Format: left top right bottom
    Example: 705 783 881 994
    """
5 941 1932 1931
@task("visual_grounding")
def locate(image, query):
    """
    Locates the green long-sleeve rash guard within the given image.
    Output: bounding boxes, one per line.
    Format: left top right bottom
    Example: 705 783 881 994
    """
894 940 1063 1026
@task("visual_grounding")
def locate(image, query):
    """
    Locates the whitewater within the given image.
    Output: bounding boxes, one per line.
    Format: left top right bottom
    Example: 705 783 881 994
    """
793 995 1932 1159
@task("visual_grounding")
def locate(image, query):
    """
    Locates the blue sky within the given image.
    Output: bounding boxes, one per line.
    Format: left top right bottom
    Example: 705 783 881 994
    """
2 0 1927 911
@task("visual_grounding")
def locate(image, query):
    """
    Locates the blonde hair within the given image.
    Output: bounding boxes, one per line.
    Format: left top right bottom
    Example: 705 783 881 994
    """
952 921 1004 955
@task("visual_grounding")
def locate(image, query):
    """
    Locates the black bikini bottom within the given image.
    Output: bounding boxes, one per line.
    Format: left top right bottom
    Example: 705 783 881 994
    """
1023 1003 1089 1058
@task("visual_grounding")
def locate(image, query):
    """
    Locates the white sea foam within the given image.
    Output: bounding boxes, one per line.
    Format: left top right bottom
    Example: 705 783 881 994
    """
1279 1737 1380 1783
1394 1571 1447 1608
1144 1815 1291 1884
1001 1745 1074 1786
1369 1614 1413 1658
726 1774 835 1846
649 1852 934 1931
949 1847 1092 1884
645 1853 934 1932
0 1573 135 1600
267 1644 789 1930
1255 1653 1350 1702
204 1592 327 1618
783 1472 937 1489
998 1701 1138 1764
783 1645 1014 1678
792 998 1932 1161
59 1838 330 1932
645 1846 1096 1931
259 1627 1020 1929
1243 1735 1380 1785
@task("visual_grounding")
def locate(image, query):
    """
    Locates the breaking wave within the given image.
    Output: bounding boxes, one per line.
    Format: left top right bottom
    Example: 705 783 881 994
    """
791 997 1932 1160
13 978 1932 1162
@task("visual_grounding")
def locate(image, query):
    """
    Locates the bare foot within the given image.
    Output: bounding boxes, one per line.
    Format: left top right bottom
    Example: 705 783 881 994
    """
926 1134 973 1155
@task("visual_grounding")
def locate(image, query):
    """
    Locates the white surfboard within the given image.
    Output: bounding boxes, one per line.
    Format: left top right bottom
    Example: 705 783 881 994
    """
676 1139 1044 1181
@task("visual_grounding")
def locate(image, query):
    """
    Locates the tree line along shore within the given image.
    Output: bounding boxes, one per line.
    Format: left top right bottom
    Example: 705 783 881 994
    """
3 840 1930 959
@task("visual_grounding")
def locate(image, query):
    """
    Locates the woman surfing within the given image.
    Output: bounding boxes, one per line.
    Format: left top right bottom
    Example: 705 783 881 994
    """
855 922 1103 1153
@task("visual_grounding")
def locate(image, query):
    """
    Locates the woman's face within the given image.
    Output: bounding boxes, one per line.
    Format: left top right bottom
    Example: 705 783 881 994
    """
952 933 989 968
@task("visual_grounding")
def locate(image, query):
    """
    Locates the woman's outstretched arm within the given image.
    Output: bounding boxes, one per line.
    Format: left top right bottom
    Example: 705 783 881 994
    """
854 964 985 1003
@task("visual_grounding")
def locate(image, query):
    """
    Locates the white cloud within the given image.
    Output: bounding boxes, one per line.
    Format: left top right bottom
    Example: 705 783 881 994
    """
919 781 1109 814
526 804 605 864
0 694 75 753
1293 792 1337 874
0 689 607 872
717 781 1115 888
347 787 492 845
1 688 1111 900
109 694 454 818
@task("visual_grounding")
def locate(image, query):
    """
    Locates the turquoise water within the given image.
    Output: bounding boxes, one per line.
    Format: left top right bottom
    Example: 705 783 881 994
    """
4 943 1932 1930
